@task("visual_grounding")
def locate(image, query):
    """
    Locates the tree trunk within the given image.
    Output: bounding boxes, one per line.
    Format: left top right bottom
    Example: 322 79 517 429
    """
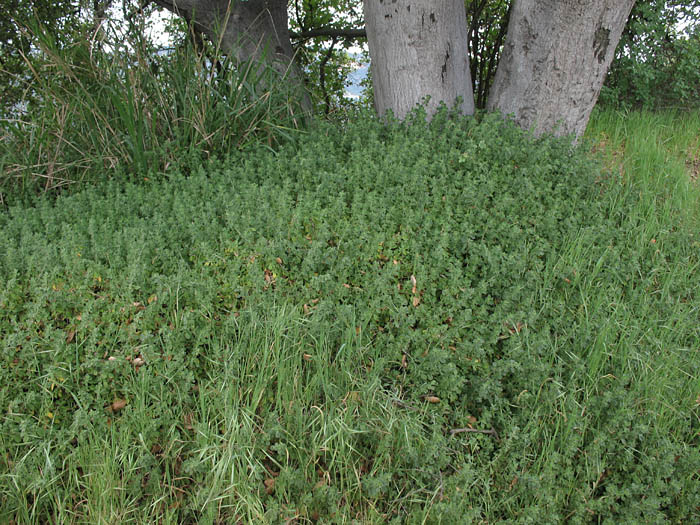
363 0 475 120
487 0 635 139
153 0 310 110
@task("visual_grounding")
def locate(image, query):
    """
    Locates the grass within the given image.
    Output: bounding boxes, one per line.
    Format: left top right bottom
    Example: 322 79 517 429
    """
0 24 306 205
0 107 699 523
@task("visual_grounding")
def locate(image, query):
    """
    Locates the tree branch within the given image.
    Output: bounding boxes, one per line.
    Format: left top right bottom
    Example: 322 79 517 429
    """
290 27 366 40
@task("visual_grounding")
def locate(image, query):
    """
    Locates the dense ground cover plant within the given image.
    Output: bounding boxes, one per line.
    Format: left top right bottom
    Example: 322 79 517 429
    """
1 109 699 522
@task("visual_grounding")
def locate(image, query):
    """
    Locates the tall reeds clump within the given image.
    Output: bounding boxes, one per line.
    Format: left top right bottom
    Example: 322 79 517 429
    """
0 22 307 203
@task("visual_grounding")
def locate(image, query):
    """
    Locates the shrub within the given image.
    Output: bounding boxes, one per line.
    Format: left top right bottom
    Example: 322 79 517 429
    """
1 109 698 522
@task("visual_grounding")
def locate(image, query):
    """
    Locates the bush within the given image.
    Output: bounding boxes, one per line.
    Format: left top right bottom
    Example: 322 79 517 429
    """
1 109 698 522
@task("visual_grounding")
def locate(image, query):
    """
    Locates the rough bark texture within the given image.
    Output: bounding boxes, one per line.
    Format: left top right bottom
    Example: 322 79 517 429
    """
153 0 297 74
153 0 310 111
487 0 635 138
363 0 475 120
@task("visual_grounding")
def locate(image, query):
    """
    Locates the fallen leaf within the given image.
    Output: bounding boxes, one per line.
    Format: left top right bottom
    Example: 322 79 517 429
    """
425 396 440 404
147 294 157 304
109 399 127 412
412 296 421 307
275 257 283 265
411 275 417 294
303 353 313 361
508 476 518 491
264 478 275 494
65 330 76 344
508 322 524 334
401 354 408 369
132 357 145 367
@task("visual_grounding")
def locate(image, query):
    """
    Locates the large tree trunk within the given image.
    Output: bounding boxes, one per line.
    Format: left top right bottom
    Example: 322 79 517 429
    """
153 0 310 109
487 0 635 139
363 0 475 120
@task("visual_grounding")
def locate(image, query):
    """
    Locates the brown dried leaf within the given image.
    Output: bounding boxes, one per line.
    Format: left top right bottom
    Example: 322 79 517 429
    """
412 296 421 307
275 257 283 265
264 478 275 494
109 399 127 412
508 476 518 491
425 396 440 404
65 330 76 344
410 275 417 295
183 412 194 430
303 353 313 362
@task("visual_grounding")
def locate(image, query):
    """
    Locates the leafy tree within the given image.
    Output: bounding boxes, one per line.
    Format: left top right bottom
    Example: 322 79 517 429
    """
0 0 84 114
147 0 636 138
602 0 700 108
465 0 511 109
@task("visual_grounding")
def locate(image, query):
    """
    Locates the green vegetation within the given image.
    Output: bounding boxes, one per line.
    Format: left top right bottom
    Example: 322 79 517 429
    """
0 26 305 203
602 1 700 109
1 108 699 523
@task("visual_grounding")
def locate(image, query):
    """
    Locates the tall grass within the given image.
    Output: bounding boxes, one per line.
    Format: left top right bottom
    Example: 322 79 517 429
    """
0 23 307 203
586 108 700 223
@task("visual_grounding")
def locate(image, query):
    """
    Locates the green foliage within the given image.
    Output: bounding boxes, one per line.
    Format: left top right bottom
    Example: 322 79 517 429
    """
1 108 699 522
466 0 511 109
0 0 84 114
602 1 700 109
0 19 307 204
289 0 368 115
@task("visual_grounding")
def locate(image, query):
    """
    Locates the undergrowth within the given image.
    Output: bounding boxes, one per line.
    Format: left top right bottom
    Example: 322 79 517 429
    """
1 109 699 523
0 23 306 205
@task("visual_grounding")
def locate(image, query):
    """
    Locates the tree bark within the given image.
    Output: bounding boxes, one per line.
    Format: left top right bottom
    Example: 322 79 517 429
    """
487 0 635 139
153 0 292 69
363 0 475 120
153 0 311 111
